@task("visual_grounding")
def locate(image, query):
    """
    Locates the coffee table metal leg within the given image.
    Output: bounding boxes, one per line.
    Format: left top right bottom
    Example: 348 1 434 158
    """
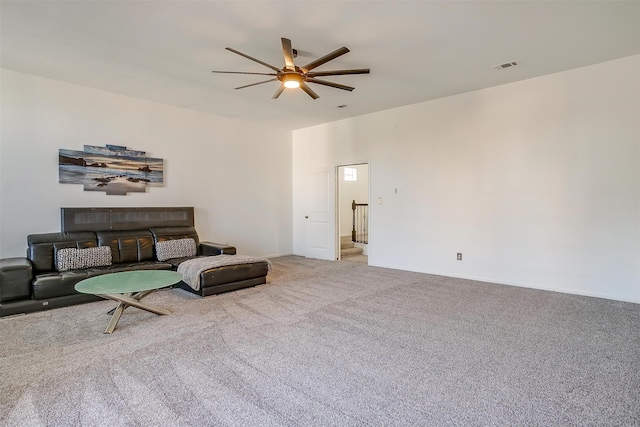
104 294 171 315
99 292 170 334
107 292 133 315
133 290 156 301
105 302 126 334
106 291 151 315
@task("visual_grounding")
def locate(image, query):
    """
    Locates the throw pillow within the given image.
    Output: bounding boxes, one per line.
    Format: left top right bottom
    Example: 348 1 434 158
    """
155 238 197 261
56 246 112 272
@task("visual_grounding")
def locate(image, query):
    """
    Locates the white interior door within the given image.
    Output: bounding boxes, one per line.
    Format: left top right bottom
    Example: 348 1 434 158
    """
305 168 335 260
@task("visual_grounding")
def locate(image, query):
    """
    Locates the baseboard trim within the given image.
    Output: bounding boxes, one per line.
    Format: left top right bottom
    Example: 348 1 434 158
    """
262 252 294 259
369 263 640 305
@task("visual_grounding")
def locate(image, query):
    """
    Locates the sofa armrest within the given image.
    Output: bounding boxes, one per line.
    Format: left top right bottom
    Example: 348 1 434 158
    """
199 242 237 256
0 258 33 303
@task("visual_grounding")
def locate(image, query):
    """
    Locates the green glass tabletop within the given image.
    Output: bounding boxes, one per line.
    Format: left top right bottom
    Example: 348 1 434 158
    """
75 270 183 295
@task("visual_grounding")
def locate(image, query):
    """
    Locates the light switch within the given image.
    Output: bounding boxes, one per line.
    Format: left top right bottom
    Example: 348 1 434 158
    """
377 197 383 204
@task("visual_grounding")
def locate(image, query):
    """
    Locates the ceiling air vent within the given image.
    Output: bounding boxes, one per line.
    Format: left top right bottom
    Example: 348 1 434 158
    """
493 61 518 70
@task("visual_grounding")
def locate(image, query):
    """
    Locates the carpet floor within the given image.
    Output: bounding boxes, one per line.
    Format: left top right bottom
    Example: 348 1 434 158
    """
1 256 638 426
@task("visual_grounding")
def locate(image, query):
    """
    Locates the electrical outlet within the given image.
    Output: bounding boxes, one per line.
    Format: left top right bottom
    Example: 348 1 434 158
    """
457 253 462 261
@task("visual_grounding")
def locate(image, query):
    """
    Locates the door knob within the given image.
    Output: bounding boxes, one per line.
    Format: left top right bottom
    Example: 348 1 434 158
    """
304 216 308 219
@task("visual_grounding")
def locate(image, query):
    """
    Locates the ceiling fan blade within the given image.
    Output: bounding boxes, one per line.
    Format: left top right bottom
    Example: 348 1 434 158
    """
306 69 370 77
226 47 281 72
301 46 350 72
272 83 286 99
281 38 296 71
299 81 319 99
212 70 278 76
234 78 278 90
307 78 354 92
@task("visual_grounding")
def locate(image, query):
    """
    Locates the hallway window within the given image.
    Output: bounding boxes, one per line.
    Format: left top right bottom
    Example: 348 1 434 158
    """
344 167 357 182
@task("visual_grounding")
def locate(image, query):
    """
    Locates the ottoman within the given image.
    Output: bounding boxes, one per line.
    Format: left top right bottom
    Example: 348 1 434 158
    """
177 256 271 297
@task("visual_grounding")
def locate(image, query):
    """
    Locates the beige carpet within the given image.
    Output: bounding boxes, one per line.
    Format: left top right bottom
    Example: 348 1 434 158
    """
1 256 638 426
340 254 367 264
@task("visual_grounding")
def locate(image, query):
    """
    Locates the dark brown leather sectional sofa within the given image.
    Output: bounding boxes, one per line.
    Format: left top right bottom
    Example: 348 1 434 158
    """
0 207 270 317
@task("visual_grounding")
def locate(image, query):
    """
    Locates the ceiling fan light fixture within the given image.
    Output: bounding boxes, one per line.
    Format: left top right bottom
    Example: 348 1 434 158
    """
284 79 300 89
282 73 302 89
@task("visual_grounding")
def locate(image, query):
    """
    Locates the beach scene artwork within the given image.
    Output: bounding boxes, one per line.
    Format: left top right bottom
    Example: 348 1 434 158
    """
59 144 164 195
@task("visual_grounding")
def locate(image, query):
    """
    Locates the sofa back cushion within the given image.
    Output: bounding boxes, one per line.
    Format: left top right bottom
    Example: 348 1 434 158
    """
149 226 200 246
96 230 155 264
27 232 99 273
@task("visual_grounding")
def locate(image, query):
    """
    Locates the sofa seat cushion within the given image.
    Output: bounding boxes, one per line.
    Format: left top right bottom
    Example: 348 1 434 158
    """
107 261 174 273
32 261 174 300
164 255 205 269
32 268 114 300
84 267 114 278
33 270 91 300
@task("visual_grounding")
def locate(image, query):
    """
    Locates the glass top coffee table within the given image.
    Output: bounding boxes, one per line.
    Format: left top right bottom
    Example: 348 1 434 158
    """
75 270 183 334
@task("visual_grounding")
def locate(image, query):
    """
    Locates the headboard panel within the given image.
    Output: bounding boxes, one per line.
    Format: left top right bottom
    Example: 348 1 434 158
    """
61 207 194 232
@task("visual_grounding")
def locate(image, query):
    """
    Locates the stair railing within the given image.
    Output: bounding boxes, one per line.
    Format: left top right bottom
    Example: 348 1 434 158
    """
351 200 368 244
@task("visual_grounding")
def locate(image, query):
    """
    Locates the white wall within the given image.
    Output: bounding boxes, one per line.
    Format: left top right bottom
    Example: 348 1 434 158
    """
293 55 640 303
338 164 369 237
0 69 293 258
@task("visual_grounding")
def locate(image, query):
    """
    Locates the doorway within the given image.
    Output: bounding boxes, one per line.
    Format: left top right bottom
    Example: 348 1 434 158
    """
337 163 369 264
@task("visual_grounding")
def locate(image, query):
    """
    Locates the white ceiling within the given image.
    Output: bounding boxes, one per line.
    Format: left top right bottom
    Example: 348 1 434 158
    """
2 1 638 131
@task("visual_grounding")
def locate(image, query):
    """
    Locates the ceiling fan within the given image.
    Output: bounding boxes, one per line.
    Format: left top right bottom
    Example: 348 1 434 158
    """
212 37 370 99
